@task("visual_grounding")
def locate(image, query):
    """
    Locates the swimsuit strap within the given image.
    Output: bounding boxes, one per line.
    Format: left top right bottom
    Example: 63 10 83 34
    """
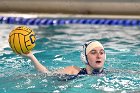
78 68 105 75
77 68 88 75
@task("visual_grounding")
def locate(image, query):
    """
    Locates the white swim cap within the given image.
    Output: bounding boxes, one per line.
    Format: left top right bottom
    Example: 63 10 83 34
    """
81 41 105 64
86 41 104 55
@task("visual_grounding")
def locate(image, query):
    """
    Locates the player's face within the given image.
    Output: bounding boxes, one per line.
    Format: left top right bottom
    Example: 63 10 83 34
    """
87 47 105 69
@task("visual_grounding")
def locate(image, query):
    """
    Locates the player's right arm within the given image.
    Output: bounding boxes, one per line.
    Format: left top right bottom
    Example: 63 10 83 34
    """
21 52 80 75
21 52 49 73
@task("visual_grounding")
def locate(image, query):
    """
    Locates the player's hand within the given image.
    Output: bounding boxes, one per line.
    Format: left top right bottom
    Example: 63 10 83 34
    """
20 51 34 58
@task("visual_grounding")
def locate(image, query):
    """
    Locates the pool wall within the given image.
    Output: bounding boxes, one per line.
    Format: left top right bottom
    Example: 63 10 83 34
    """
1 0 140 15
1 0 140 26
0 14 140 26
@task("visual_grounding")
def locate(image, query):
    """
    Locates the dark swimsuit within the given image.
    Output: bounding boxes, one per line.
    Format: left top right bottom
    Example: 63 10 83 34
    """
78 68 105 75
58 68 105 81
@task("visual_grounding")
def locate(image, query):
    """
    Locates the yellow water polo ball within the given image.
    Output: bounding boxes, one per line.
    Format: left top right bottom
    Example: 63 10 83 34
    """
8 26 36 54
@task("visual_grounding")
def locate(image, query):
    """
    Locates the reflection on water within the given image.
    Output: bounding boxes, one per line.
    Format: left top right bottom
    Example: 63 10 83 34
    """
0 24 140 93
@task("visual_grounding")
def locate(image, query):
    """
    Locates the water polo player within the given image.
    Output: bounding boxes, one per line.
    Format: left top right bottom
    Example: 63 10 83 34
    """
21 41 106 76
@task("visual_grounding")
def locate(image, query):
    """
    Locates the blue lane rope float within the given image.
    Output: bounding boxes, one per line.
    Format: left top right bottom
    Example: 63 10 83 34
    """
0 16 140 26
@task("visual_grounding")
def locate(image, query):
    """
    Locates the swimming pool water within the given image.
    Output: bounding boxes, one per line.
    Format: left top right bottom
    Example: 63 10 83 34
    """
0 24 140 93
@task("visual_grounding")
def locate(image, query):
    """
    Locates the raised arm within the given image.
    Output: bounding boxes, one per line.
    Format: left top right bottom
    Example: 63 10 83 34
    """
21 52 49 73
21 52 80 75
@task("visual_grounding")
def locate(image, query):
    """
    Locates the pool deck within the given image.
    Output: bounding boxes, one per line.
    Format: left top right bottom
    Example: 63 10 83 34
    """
0 0 140 16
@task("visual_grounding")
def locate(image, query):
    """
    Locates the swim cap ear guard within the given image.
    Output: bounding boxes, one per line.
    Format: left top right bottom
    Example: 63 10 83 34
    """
80 51 88 64
80 41 92 65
